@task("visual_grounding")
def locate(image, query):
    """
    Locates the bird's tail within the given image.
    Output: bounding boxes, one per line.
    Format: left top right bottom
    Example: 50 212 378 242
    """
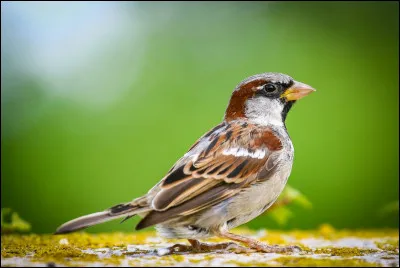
55 198 148 234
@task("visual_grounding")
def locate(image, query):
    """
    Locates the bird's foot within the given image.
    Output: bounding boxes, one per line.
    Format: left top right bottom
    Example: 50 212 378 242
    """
162 240 299 255
248 242 301 253
162 241 247 255
162 243 192 254
189 239 247 253
217 229 302 254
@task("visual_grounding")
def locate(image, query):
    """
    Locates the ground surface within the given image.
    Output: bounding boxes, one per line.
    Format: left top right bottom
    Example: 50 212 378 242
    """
1 225 398 267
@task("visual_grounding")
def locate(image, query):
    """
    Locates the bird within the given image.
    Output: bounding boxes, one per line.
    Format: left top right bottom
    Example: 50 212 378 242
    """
55 72 315 253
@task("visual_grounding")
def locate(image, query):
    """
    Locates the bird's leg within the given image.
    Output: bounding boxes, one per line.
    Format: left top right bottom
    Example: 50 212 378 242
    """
217 229 301 253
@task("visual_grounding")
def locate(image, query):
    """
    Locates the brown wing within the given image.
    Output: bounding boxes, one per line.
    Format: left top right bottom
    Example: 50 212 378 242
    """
136 121 283 230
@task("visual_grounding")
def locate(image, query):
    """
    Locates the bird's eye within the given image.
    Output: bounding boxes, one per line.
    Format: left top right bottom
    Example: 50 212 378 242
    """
263 83 277 93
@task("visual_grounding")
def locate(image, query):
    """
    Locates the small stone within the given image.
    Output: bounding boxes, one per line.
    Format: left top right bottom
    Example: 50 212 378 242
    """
157 248 171 256
59 238 69 245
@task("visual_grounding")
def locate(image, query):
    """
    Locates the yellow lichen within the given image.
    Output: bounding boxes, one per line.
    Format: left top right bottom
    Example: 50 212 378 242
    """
1 228 398 267
313 247 378 257
259 233 288 245
170 254 185 262
188 258 203 264
318 224 336 239
225 260 273 267
273 256 380 267
375 239 399 252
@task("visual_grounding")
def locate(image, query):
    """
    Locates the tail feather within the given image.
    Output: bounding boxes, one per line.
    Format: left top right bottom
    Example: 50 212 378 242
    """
55 202 145 234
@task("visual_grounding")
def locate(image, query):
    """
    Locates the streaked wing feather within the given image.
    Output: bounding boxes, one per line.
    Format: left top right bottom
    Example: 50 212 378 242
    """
142 121 282 226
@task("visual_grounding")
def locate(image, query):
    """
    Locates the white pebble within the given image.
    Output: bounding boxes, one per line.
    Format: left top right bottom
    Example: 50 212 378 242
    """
156 248 170 256
59 238 69 245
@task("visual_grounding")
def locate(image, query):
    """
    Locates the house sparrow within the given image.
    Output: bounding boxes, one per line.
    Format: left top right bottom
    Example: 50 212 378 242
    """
56 72 315 253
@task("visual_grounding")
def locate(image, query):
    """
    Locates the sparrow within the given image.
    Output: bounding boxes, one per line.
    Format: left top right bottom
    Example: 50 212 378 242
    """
56 72 315 253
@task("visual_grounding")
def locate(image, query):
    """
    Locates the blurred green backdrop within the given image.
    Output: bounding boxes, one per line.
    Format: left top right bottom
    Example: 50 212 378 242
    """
1 1 399 233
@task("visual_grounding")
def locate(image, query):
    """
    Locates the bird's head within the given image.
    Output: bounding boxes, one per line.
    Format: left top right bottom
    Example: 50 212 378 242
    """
225 73 315 126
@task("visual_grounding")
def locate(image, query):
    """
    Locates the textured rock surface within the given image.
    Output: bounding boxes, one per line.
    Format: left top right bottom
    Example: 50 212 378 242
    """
1 225 398 267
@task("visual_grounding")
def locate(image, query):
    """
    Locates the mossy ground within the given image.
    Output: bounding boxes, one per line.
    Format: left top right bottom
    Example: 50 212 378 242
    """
1 225 398 267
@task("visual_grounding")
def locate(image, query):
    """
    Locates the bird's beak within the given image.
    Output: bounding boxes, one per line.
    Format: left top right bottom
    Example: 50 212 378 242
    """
281 81 316 101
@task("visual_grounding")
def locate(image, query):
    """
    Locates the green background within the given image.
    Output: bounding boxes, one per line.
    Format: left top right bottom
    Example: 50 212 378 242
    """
1 2 398 233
